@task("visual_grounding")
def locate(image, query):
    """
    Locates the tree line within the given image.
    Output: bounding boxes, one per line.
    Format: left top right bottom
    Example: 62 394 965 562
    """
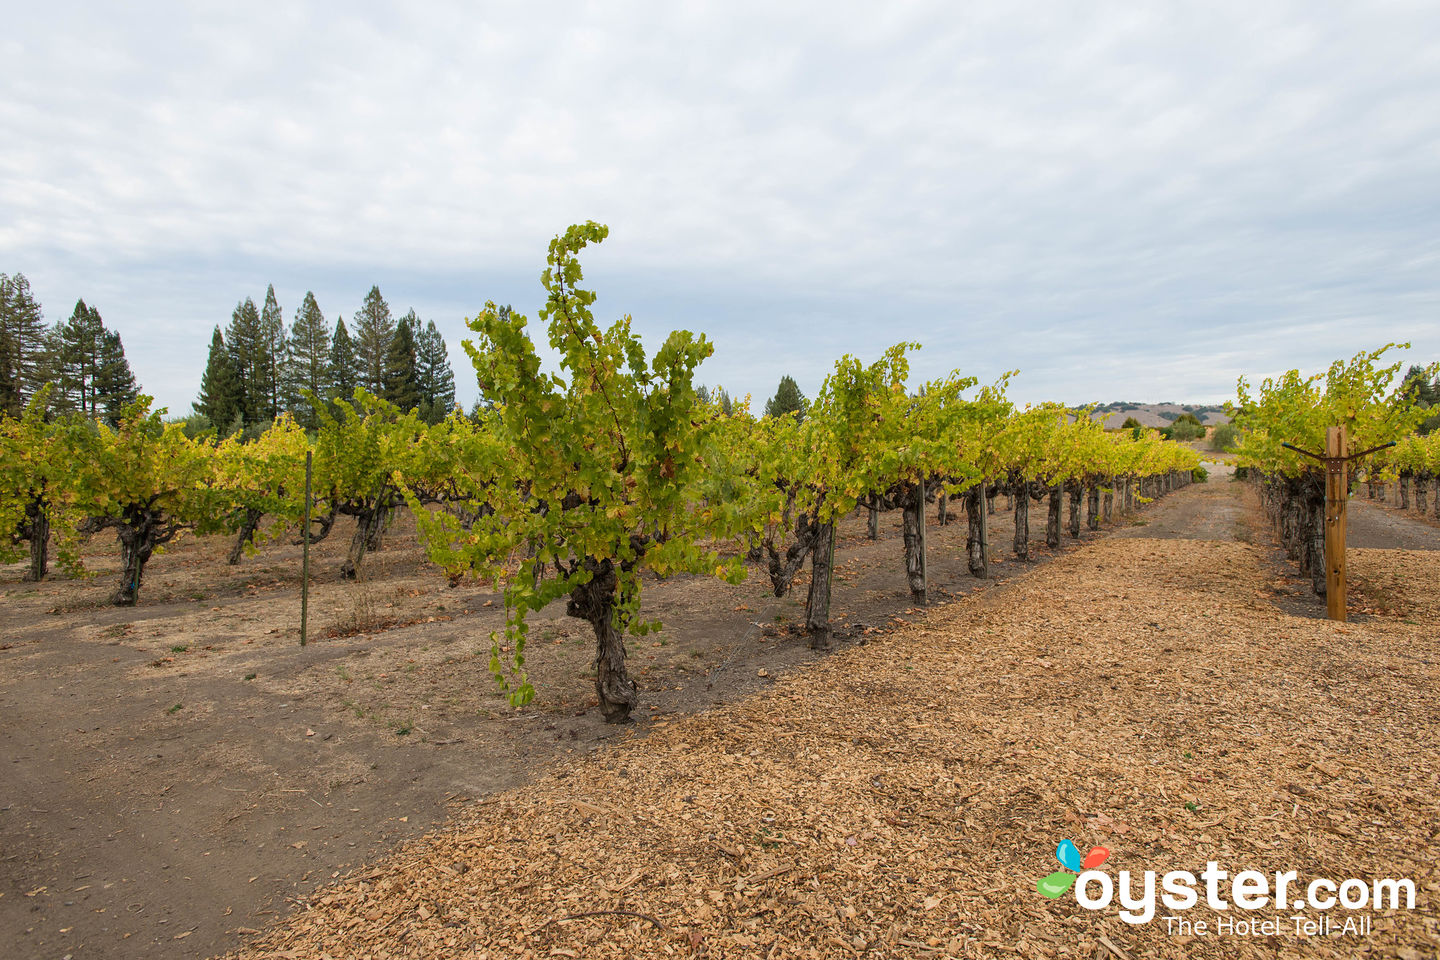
1 273 459 434
0 273 140 423
196 284 457 432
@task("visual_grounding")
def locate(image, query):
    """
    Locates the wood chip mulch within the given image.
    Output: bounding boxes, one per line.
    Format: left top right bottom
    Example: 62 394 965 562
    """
229 538 1440 959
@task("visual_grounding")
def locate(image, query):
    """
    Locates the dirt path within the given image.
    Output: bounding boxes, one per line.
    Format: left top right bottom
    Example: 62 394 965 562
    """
227 500 1440 958
1112 462 1247 541
1348 499 1440 551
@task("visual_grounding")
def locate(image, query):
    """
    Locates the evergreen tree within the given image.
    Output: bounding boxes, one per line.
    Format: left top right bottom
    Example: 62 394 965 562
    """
259 284 286 421
50 299 139 421
764 375 806 421
195 326 243 431
95 330 139 426
382 310 421 411
329 316 360 404
0 314 15 416
226 297 265 426
284 291 331 427
716 387 735 416
1403 363 1440 434
54 299 108 416
1402 364 1439 405
353 286 394 393
0 273 49 417
695 384 711 405
414 318 456 423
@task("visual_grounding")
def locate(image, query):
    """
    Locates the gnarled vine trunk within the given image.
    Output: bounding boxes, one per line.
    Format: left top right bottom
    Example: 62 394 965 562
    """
1417 477 1430 515
1102 475 1114 522
1307 494 1326 596
900 484 927 601
1399 475 1410 510
297 506 337 546
1012 480 1030 561
1086 482 1100 531
228 507 264 565
765 511 822 597
1046 484 1061 548
111 509 165 606
1067 483 1081 538
24 496 49 582
365 501 390 550
341 505 388 580
804 522 836 649
867 503 879 540
565 558 636 723
965 486 986 576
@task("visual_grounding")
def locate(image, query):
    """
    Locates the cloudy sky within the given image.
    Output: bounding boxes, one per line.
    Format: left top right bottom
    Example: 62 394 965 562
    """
3 1 1438 415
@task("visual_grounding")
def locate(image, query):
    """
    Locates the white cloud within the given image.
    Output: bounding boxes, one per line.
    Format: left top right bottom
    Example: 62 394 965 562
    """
2 0 1438 414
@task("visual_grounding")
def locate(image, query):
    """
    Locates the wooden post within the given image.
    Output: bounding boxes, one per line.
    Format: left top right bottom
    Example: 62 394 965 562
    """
301 450 312 646
1324 426 1347 622
917 477 928 603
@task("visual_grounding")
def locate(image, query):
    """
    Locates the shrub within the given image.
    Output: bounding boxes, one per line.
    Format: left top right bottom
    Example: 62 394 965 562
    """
1209 422 1239 452
1169 418 1206 442
1192 465 1209 483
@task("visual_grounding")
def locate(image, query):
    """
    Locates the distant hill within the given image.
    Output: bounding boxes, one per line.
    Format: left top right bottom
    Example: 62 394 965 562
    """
1085 402 1231 430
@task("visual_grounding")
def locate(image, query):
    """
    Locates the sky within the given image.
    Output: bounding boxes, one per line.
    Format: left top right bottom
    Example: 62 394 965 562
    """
3 1 1439 416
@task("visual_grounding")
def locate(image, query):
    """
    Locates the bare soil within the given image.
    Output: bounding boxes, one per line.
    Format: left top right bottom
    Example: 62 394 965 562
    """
1349 495 1440 551
1 487 1127 960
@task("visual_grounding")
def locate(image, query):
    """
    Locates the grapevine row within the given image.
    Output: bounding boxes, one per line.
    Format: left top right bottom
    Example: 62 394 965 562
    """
3 223 1202 722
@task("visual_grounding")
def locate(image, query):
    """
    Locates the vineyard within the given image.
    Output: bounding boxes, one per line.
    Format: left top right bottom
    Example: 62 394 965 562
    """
2 225 1205 723
2 227 1438 959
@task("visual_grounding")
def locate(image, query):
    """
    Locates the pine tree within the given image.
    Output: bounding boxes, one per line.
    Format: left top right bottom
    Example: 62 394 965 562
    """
49 300 139 421
414 318 456 423
284 292 331 427
54 299 108 416
0 276 20 417
764 375 806 421
95 330 139 426
0 273 50 417
226 297 265 426
259 284 287 421
195 326 243 431
329 316 360 404
382 310 421 411
353 286 394 393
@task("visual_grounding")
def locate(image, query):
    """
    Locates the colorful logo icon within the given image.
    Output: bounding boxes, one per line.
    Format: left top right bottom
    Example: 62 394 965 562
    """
1037 839 1110 898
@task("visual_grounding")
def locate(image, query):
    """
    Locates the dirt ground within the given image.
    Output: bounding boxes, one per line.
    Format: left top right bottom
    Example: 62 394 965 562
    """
2 482 1128 960
223 471 1440 959
1351 485 1440 551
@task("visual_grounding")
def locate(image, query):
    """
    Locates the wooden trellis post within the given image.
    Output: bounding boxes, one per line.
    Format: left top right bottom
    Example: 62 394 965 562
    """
1323 426 1348 621
1281 429 1395 622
